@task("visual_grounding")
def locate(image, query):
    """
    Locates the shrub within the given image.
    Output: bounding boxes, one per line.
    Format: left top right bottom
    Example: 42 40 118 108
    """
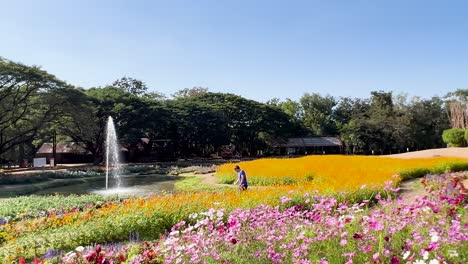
464 129 468 144
442 128 466 147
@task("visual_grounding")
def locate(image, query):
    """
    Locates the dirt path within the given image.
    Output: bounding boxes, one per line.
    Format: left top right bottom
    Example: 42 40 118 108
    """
387 147 468 159
198 173 232 187
398 178 427 200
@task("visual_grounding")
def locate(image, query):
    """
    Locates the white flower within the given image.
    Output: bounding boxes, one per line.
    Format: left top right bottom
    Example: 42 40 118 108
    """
189 213 198 219
403 251 411 260
75 246 85 252
448 250 458 257
65 252 77 258
428 259 439 264
423 251 429 260
413 260 426 264
430 232 439 243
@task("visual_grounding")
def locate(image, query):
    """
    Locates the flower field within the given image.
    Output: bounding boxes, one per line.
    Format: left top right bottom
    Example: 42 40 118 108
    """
31 171 468 263
1 155 468 263
216 155 468 186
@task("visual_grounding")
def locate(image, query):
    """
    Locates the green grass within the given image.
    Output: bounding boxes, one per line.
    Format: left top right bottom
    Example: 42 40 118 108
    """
174 174 224 192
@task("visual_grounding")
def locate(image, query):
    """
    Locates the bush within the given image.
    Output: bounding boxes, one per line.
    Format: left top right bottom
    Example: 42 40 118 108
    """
464 129 468 144
442 128 466 147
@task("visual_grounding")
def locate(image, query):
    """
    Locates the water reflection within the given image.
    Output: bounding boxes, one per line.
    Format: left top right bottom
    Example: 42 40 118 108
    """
34 174 178 197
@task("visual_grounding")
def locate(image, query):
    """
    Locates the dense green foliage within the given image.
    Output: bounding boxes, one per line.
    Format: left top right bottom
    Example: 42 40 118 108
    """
271 91 451 154
0 58 69 161
442 128 466 147
0 57 461 163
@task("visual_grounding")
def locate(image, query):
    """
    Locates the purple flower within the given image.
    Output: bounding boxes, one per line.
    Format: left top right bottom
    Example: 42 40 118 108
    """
42 249 61 259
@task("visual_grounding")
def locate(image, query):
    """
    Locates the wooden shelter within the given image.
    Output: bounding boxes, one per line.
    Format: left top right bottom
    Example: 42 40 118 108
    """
278 137 343 155
35 142 92 164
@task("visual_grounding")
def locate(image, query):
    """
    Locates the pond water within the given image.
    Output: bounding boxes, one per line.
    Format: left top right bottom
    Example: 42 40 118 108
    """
34 174 178 197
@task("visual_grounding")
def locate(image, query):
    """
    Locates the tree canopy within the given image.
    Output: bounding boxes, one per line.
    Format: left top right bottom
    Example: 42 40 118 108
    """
0 58 455 164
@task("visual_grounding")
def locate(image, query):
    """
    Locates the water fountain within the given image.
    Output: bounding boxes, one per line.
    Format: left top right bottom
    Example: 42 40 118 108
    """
29 116 178 197
105 116 121 189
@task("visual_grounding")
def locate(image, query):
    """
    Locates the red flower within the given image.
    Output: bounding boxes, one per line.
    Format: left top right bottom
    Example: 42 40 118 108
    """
18 257 26 264
85 252 97 261
230 238 237 244
352 233 362 239
95 244 102 253
96 255 105 264
228 220 237 228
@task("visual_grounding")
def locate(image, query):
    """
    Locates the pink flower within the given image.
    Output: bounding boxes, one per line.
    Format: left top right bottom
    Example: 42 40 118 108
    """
280 196 292 204
364 245 373 252
369 220 384 231
319 258 328 264
340 239 347 246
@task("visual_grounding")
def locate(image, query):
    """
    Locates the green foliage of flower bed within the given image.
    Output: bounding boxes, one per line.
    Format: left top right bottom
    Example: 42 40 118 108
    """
0 195 116 222
216 173 311 185
399 161 468 180
0 204 187 261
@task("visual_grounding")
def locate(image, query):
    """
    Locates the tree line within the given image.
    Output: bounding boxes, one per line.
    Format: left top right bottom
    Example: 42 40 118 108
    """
0 57 463 164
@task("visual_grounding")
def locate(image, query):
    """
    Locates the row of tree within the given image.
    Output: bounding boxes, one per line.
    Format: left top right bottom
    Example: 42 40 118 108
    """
268 91 451 154
0 57 465 164
0 58 305 164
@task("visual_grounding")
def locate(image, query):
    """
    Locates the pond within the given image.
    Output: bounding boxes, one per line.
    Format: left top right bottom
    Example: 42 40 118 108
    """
33 174 179 197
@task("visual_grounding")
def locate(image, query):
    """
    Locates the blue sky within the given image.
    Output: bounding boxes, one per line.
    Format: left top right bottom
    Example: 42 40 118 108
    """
2 0 468 102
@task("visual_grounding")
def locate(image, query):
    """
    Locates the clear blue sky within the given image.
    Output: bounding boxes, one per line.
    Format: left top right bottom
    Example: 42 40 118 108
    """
2 0 468 102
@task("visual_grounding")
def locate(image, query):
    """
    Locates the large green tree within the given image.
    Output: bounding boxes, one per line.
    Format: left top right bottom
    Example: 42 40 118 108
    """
0 58 67 161
300 93 337 136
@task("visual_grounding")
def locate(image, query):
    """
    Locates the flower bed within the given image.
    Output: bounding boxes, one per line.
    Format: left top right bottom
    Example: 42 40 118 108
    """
216 155 468 185
32 172 468 264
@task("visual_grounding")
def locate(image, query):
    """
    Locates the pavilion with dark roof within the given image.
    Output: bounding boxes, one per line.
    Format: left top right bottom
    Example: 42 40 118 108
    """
35 142 93 164
278 137 343 155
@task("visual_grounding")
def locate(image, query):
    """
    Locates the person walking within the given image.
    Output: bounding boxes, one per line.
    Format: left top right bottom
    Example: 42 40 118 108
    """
234 165 248 191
